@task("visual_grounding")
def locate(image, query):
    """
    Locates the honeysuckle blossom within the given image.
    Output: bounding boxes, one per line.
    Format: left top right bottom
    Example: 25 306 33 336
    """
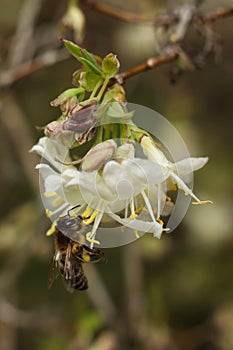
31 137 173 246
140 136 212 205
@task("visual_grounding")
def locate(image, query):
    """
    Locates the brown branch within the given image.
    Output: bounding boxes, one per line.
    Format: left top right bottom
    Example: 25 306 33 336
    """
82 0 178 26
0 49 69 89
115 46 179 84
197 5 233 23
0 297 74 334
83 1 233 26
1 4 232 89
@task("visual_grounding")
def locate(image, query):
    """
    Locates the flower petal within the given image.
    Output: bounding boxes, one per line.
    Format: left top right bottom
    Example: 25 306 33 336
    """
175 157 209 175
109 212 163 239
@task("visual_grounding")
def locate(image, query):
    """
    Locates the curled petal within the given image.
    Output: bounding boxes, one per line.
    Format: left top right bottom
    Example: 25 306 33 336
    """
109 212 163 239
174 157 209 175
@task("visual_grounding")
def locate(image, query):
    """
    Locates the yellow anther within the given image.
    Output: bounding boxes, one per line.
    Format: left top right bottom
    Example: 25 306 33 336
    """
135 205 144 215
45 209 52 218
83 210 99 225
46 222 57 236
170 34 178 43
163 228 170 232
44 191 57 198
156 217 164 226
192 200 213 205
86 232 100 245
52 197 64 208
129 213 138 219
81 206 92 219
167 179 177 191
120 225 125 233
166 195 172 202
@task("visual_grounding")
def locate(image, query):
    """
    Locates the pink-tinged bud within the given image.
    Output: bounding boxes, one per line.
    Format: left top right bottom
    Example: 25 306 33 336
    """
62 100 97 133
82 140 117 172
45 121 62 137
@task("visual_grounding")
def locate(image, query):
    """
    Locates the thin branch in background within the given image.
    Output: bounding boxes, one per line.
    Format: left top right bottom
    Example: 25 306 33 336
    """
0 297 74 334
197 5 233 23
83 1 233 26
7 0 44 66
0 49 70 88
115 45 179 84
122 242 147 345
85 264 118 327
82 0 179 26
0 93 39 192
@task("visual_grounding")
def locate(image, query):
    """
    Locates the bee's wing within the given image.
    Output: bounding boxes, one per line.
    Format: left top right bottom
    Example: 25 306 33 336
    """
48 252 60 289
82 245 107 263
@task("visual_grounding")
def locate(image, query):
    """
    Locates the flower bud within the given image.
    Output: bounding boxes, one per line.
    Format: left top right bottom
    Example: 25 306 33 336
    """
82 140 117 172
45 121 62 137
62 100 97 133
102 53 120 78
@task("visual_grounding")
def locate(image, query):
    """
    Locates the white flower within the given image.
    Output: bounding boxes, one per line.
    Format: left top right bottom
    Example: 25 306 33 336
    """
32 138 171 246
141 136 212 205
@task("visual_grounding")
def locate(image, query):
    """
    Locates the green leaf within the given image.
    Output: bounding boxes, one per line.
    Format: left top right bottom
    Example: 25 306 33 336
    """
102 53 120 78
62 39 104 76
62 39 83 59
82 48 99 67
79 57 104 77
50 87 85 106
79 72 103 92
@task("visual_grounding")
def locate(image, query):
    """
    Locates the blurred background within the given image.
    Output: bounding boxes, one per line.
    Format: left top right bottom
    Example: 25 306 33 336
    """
0 0 232 349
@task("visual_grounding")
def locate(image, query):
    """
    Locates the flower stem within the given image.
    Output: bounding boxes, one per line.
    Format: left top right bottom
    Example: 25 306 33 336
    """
96 77 110 102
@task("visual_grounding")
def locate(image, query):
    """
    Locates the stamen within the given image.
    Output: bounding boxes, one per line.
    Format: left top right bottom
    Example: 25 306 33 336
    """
86 232 100 245
134 230 140 239
82 206 92 219
157 184 161 219
44 191 57 198
83 210 99 225
135 204 144 215
124 204 128 219
170 172 201 202
156 217 164 226
130 198 137 218
141 190 156 224
45 209 52 218
88 211 104 248
52 197 64 208
192 200 213 205
167 178 177 191
46 222 57 236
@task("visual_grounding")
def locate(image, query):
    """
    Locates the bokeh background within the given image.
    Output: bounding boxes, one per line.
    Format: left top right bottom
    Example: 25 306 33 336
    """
0 1 232 349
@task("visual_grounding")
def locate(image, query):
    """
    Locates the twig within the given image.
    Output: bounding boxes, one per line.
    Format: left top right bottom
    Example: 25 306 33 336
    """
197 5 233 23
0 297 73 334
115 46 179 84
85 264 118 327
0 49 69 89
83 1 233 26
0 93 40 192
0 5 232 89
122 242 146 344
82 0 178 26
7 0 43 66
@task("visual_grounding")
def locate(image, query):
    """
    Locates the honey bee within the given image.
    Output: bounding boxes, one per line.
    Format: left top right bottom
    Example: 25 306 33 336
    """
48 214 105 291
